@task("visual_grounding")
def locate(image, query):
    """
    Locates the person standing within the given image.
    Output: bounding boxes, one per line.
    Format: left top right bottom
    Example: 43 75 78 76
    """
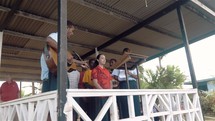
0 75 20 102
92 54 112 121
109 58 119 89
112 48 141 118
82 59 96 89
40 20 74 92
67 70 80 89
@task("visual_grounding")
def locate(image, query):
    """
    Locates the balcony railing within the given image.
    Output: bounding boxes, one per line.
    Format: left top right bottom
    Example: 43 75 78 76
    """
0 89 203 121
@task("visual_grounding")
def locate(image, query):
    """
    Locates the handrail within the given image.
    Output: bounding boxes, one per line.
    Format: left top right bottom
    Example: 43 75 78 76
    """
0 89 203 121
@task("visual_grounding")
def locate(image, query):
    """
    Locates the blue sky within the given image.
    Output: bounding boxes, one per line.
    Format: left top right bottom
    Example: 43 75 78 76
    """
142 34 215 82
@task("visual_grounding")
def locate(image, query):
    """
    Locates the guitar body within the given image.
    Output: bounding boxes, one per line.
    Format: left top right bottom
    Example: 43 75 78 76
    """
44 47 77 74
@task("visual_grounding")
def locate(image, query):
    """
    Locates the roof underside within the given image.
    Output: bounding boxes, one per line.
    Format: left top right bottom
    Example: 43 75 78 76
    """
0 0 214 82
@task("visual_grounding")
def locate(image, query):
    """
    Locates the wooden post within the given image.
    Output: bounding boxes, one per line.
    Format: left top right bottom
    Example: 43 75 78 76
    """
32 82 35 95
0 31 3 66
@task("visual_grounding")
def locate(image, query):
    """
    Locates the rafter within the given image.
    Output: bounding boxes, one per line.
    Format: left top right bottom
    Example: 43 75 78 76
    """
191 0 215 17
3 30 122 55
1 64 40 70
0 72 41 82
184 3 215 25
70 0 181 40
3 45 41 53
1 55 39 63
81 0 189 59
0 5 162 51
0 0 23 31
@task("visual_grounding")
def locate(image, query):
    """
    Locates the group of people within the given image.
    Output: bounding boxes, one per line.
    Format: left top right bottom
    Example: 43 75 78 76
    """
40 20 141 120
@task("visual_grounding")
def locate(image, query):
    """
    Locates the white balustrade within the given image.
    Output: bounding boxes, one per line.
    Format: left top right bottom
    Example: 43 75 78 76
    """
0 89 203 121
0 91 57 121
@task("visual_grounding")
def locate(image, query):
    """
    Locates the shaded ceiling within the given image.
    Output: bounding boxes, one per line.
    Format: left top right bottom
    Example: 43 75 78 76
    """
0 0 214 82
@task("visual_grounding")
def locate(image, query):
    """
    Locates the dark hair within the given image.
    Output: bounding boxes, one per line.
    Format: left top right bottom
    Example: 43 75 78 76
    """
67 20 74 28
123 48 130 53
89 58 96 69
94 54 104 67
110 58 117 62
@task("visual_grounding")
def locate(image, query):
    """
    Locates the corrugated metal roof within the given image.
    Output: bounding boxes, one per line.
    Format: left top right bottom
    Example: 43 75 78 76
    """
0 0 214 81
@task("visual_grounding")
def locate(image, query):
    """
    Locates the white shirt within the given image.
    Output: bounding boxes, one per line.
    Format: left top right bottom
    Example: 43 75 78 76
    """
112 69 137 81
49 32 58 42
67 70 80 89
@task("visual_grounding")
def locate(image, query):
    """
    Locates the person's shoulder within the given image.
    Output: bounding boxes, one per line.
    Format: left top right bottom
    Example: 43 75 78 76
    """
48 32 58 38
49 32 57 36
92 66 99 71
1 82 7 86
12 80 18 84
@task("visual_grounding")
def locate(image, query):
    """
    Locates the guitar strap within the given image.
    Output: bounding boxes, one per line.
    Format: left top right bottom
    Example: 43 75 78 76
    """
43 44 50 57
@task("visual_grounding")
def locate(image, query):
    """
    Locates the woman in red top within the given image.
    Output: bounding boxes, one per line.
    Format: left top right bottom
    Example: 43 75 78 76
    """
92 54 112 121
92 54 112 89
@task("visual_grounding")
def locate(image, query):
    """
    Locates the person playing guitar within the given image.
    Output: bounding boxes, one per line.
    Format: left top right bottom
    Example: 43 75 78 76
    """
40 20 87 92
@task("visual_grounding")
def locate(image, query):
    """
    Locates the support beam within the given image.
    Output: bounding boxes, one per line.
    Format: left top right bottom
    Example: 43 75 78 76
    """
57 0 67 120
185 4 215 25
191 0 215 17
0 32 3 66
81 0 189 59
177 6 197 88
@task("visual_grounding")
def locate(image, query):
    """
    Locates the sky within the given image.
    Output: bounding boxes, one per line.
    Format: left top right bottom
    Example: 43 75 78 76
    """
142 34 215 82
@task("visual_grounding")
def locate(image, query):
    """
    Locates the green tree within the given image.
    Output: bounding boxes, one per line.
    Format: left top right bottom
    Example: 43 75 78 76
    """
139 65 186 89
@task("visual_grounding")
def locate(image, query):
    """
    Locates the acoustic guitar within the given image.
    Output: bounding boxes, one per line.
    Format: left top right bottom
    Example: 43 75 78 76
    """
44 47 77 74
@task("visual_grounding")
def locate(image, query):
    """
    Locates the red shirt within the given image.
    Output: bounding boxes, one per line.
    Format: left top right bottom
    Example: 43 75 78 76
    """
0 81 19 102
92 66 112 89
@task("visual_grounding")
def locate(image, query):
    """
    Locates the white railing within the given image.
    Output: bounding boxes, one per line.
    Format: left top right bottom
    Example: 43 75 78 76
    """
0 89 203 121
0 91 57 121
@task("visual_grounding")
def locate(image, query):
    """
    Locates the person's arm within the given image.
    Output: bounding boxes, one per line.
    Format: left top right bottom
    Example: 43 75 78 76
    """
46 37 58 51
112 69 120 81
110 79 113 89
93 79 103 89
92 68 103 89
72 59 89 68
127 71 138 79
15 82 20 98
46 36 74 63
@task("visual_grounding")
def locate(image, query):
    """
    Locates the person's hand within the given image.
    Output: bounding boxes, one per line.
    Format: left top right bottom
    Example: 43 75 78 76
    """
127 71 132 76
81 61 89 69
